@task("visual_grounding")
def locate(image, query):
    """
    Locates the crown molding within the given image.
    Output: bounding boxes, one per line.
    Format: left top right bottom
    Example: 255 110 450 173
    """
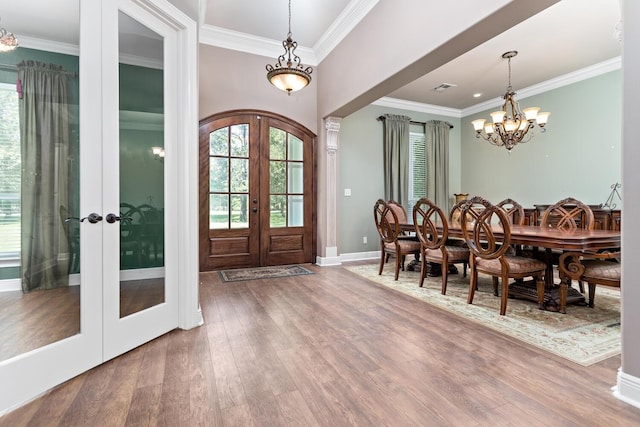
198 0 380 65
200 24 317 65
313 0 380 63
462 56 622 116
373 97 463 118
17 35 79 56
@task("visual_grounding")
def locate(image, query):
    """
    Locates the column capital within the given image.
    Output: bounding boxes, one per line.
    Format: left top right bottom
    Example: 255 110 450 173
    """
325 116 342 155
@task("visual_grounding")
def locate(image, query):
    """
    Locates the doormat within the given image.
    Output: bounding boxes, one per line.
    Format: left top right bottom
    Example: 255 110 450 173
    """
218 265 314 283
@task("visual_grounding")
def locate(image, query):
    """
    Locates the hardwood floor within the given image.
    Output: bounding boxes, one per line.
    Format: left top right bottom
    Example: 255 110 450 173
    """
2 262 639 426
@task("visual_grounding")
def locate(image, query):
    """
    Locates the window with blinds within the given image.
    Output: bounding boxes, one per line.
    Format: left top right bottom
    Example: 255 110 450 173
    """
0 83 20 259
408 130 426 207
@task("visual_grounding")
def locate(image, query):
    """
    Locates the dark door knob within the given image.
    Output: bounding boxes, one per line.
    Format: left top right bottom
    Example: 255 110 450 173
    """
252 207 258 212
106 213 121 223
80 213 103 223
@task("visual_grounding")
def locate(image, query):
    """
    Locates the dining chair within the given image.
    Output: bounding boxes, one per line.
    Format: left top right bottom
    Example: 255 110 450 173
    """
496 198 525 225
413 198 469 293
540 197 594 231
460 196 547 315
540 197 595 292
374 199 421 280
558 250 621 313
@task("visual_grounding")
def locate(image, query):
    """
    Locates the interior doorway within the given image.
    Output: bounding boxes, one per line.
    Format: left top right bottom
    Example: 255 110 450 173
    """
199 110 316 271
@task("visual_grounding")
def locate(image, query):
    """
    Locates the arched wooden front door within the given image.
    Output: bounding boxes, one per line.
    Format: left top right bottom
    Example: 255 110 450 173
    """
199 110 316 271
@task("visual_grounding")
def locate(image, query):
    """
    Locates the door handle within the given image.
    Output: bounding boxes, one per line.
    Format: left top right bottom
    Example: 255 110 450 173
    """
106 213 133 223
79 213 103 223
252 207 258 212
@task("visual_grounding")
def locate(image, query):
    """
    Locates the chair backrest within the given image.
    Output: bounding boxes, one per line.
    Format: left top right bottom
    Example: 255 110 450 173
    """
374 199 400 244
448 199 469 227
496 198 525 225
412 198 448 250
386 200 408 224
540 197 594 231
460 196 511 260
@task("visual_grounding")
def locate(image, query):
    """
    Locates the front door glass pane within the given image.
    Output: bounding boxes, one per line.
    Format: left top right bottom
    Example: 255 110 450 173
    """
118 11 165 318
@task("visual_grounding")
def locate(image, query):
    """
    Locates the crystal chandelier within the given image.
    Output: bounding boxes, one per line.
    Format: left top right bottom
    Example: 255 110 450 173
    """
0 19 18 53
266 0 312 95
471 51 550 151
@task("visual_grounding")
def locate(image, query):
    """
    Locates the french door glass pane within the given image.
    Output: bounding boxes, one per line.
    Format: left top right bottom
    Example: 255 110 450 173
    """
288 195 304 226
288 134 303 161
118 11 165 318
210 194 228 229
0 2 81 362
230 194 248 229
210 158 229 192
270 161 286 193
270 195 286 228
230 124 248 157
270 128 286 160
230 158 248 192
210 128 228 156
288 163 303 193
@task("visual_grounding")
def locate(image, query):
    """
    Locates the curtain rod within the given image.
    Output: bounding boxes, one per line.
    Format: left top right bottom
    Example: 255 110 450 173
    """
377 115 453 129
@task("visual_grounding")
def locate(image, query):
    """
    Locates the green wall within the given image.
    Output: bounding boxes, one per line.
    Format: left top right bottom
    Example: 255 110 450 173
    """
460 70 621 208
338 104 462 255
338 69 621 256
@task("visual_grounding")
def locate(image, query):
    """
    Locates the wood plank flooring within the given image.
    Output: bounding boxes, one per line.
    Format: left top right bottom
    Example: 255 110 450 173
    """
2 262 639 426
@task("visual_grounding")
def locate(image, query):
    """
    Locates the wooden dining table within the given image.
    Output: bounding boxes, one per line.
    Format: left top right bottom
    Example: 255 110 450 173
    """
401 221 621 311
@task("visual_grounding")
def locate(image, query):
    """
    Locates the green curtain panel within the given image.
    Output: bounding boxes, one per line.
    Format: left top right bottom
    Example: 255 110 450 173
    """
425 120 451 212
382 114 410 208
18 60 71 292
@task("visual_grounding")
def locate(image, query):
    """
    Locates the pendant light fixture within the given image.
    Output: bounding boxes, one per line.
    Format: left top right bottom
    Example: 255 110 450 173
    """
471 51 550 151
266 0 312 95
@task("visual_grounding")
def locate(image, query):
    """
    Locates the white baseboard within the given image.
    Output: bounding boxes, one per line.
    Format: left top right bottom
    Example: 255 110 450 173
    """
316 255 342 266
340 251 380 263
613 368 640 409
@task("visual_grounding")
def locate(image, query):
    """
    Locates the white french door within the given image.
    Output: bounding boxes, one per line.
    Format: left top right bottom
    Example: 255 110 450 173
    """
0 0 197 414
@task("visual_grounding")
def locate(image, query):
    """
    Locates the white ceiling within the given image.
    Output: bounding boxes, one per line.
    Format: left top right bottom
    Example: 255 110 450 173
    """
2 0 622 112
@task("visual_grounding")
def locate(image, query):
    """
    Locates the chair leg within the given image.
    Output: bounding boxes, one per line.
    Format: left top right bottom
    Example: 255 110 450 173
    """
499 274 509 315
441 263 448 295
492 276 498 296
378 250 385 275
394 255 401 280
559 276 568 314
467 269 477 304
578 280 585 293
419 251 426 287
587 282 596 308
462 262 467 278
536 275 547 312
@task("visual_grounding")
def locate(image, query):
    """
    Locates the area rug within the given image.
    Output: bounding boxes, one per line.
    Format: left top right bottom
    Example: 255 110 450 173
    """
218 265 314 282
345 263 620 366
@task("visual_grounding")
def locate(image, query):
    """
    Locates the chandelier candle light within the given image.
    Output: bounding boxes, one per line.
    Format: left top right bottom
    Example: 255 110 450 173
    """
471 51 550 151
0 18 18 52
266 0 313 95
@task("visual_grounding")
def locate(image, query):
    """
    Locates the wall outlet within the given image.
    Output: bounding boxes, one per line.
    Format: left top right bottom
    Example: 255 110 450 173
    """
363 236 367 244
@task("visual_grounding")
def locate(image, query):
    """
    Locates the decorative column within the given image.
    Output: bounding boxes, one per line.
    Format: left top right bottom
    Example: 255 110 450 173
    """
316 116 342 266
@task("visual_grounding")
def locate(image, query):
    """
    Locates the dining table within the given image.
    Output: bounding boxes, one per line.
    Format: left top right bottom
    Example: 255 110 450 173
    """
401 221 621 311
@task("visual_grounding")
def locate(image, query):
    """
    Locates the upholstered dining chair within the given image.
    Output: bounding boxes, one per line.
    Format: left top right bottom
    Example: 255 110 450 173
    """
413 198 469 293
558 251 621 313
460 196 547 316
374 199 421 280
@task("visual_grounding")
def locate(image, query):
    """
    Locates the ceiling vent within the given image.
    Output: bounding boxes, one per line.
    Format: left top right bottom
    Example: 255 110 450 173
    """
433 83 456 92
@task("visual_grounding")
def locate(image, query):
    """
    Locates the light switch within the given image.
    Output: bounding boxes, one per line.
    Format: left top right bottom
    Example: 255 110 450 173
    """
344 188 352 196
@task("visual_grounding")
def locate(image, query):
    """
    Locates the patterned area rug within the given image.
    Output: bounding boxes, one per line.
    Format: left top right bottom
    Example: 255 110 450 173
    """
345 263 620 366
219 265 314 282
